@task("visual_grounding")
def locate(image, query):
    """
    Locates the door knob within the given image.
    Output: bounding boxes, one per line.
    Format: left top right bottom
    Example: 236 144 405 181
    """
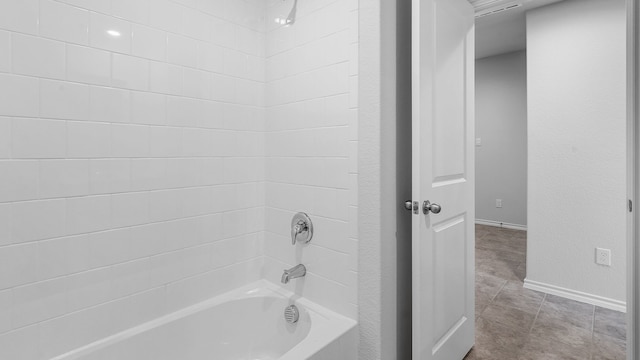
404 200 413 211
423 200 442 214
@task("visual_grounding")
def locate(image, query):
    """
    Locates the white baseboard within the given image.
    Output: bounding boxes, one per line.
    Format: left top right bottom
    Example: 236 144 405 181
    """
523 278 626 313
475 219 527 231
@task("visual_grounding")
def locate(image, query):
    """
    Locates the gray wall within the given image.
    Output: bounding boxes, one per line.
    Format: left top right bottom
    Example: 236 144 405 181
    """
526 0 627 305
475 51 528 227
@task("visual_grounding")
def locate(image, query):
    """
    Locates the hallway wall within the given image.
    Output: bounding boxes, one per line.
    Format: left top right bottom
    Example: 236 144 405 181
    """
475 50 527 228
526 0 627 306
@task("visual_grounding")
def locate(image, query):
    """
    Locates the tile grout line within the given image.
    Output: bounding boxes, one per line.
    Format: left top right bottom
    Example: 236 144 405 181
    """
527 292 546 335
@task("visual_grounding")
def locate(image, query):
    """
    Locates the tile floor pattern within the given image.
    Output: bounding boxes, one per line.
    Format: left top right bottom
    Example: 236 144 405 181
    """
465 225 627 360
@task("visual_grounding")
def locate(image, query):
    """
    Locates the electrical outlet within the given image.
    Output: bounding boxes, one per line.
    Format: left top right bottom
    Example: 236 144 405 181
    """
496 199 502 208
595 248 611 266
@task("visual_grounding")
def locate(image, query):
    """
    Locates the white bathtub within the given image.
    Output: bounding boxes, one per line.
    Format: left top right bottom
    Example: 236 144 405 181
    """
53 280 357 360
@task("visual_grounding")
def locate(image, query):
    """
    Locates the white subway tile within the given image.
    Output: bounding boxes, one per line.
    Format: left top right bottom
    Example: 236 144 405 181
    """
89 12 132 54
112 54 149 91
132 24 166 61
37 234 89 281
89 159 131 195
0 0 38 35
236 79 263 106
128 223 166 258
131 91 166 125
166 96 202 127
39 0 90 45
211 74 236 103
38 305 93 358
210 17 236 47
180 187 213 218
0 161 38 203
349 74 358 108
111 123 149 158
0 204 11 246
67 121 112 158
196 42 224 73
182 128 212 157
11 118 66 159
12 34 65 80
111 0 149 24
39 160 90 198
0 31 11 73
118 288 166 331
200 101 225 129
66 267 112 312
110 258 150 298
11 199 66 243
165 158 201 188
349 42 358 75
167 34 198 68
66 195 112 235
149 126 181 157
0 74 39 117
0 324 39 360
0 289 10 334
12 277 67 329
66 45 111 86
148 0 183 34
182 6 211 42
148 190 181 222
247 55 265 82
149 61 182 95
325 94 350 127
131 158 167 191
87 229 130 268
0 243 37 289
223 49 248 78
111 192 149 228
57 0 110 13
0 0 357 343
183 68 212 100
40 79 90 120
90 86 131 123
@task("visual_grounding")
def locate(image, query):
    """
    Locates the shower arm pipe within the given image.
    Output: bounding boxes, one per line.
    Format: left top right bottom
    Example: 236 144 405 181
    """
286 0 298 25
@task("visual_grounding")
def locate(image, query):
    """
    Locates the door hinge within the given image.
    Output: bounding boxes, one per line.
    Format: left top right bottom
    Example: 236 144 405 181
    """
629 199 633 212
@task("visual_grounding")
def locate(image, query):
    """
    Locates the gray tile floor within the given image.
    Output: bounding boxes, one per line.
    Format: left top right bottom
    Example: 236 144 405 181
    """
465 225 627 360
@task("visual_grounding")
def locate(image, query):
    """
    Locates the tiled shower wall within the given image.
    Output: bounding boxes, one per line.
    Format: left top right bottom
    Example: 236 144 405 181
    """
0 0 266 358
263 0 358 318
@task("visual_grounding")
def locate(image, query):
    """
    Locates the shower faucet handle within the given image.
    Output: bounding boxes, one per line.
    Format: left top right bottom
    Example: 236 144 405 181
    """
291 212 313 245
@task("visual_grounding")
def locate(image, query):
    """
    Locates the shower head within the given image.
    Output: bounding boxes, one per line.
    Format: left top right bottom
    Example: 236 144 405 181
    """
284 0 298 26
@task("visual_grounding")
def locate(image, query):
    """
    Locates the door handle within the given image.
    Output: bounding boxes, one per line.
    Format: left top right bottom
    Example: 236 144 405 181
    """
423 200 442 215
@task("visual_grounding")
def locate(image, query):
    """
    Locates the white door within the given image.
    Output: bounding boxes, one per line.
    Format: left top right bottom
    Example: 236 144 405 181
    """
411 0 475 359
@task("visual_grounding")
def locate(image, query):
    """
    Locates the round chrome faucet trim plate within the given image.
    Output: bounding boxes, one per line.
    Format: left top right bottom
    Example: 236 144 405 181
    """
291 212 313 245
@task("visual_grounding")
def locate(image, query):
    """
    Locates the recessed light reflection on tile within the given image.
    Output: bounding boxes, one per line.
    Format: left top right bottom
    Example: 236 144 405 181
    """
107 30 121 37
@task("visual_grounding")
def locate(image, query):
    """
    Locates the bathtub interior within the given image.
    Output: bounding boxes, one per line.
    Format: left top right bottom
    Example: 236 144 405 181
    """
54 281 358 360
75 296 311 360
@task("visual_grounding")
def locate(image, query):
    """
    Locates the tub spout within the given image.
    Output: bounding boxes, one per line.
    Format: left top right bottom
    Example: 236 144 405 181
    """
281 264 306 284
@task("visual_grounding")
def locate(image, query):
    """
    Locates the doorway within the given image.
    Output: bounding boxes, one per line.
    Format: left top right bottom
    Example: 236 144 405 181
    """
470 0 629 358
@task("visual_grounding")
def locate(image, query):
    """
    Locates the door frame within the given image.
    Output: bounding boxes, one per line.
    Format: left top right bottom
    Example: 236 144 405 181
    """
627 1 639 359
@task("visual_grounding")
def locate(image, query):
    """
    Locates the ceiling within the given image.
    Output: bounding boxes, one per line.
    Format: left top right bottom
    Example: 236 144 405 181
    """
471 0 564 59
